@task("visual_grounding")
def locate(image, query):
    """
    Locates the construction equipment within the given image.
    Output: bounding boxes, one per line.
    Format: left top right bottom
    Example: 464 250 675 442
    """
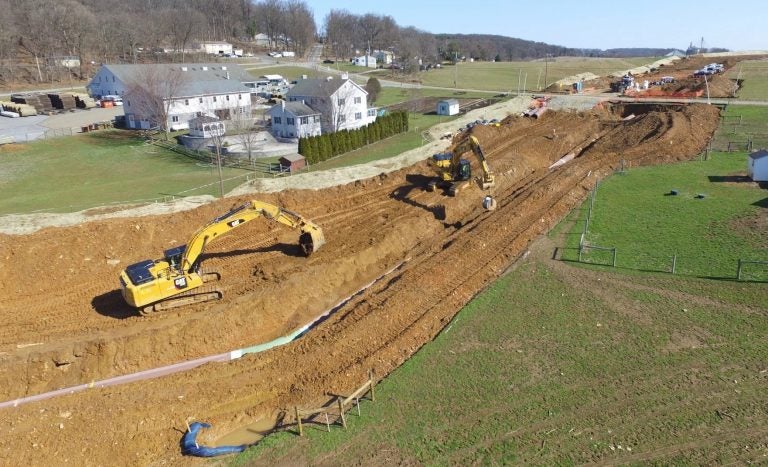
119 200 325 315
427 135 495 196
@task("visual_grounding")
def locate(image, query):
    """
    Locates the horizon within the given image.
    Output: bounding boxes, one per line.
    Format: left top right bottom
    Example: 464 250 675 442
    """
308 0 767 52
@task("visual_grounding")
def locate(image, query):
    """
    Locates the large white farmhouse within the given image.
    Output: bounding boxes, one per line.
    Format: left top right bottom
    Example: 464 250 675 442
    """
270 77 376 137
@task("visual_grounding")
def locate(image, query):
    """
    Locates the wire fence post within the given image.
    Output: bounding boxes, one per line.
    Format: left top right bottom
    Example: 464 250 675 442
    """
737 259 742 281
612 248 617 268
671 254 677 274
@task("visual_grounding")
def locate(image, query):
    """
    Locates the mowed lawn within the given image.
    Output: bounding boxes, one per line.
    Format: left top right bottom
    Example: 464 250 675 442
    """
417 57 658 91
562 152 768 280
0 131 251 214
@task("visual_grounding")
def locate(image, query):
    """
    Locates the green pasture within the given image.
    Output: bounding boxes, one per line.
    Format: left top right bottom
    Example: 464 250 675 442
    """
372 87 496 107
714 104 768 150
415 57 659 91
235 230 768 465
561 152 768 280
0 131 251 214
724 59 768 100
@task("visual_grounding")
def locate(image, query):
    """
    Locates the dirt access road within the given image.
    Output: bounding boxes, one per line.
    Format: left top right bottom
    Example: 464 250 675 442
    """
0 102 720 464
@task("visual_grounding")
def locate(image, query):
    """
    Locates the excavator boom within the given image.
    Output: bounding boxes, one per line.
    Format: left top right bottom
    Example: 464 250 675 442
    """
119 200 324 315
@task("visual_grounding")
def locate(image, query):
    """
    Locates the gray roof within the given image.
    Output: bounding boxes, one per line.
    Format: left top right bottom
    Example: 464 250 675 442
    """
268 101 320 117
287 78 364 99
280 154 305 162
439 99 459 106
284 101 320 116
749 149 768 160
99 63 253 97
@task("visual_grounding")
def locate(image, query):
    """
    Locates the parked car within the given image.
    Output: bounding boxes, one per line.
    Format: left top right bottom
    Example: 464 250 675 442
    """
322 59 335 64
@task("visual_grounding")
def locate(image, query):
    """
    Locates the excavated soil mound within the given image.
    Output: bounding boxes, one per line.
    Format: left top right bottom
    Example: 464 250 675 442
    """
0 103 720 465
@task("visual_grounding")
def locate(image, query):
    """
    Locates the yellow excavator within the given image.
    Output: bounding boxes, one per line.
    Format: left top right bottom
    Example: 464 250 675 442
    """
427 135 495 197
119 200 325 315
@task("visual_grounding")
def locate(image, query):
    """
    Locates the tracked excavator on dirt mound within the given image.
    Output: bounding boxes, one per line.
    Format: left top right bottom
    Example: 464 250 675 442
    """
427 135 495 197
119 200 325 315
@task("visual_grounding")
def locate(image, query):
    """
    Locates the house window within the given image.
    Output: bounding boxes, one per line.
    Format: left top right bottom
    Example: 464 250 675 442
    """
339 115 346 123
273 116 281 124
354 96 362 104
300 116 308 125
171 116 179 122
355 112 362 120
313 116 320 123
368 109 376 117
226 95 230 101
338 97 345 106
238 94 242 100
213 96 217 102
112 76 115 82
184 99 189 105
199 97 203 103
287 117 295 125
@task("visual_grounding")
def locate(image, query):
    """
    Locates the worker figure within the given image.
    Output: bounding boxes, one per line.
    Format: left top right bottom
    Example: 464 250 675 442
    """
483 195 497 211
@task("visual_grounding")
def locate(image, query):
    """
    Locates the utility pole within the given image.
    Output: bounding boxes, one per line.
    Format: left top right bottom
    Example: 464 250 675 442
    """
454 51 458 88
544 54 550 91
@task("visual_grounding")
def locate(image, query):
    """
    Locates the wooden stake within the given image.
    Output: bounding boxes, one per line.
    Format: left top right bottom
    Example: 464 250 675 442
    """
368 370 376 402
338 398 347 429
295 407 303 437
356 398 361 416
325 412 330 432
185 420 198 449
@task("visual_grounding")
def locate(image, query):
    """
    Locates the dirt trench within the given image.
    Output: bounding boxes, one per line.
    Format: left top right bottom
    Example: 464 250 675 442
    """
0 103 720 465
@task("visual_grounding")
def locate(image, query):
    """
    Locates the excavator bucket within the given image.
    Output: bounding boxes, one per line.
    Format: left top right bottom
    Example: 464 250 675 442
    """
299 229 325 256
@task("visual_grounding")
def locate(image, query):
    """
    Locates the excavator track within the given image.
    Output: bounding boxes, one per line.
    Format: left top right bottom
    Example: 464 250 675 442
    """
138 270 223 316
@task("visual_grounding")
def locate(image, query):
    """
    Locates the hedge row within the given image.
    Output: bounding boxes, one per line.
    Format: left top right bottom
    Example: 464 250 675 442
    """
298 111 409 164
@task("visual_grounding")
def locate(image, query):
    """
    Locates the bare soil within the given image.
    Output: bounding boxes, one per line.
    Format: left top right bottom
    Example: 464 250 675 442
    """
0 102 720 465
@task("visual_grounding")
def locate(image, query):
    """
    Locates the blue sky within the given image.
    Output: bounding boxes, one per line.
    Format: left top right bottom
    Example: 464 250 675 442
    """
308 0 766 51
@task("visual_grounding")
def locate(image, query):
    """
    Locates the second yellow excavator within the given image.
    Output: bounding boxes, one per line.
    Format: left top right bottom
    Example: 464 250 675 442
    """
118 200 325 315
427 135 495 196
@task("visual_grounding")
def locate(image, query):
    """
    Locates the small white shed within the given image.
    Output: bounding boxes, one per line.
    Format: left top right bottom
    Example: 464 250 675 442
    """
352 55 377 68
437 99 459 116
747 149 768 182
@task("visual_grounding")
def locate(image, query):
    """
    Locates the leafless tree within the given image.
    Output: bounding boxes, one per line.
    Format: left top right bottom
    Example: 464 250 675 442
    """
124 65 187 138
229 107 260 163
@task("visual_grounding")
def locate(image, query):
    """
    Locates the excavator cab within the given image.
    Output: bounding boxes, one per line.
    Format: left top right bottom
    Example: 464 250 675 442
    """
454 159 471 181
164 245 186 272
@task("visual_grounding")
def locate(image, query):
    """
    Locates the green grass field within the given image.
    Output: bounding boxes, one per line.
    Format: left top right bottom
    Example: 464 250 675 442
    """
724 59 768 100
416 57 659 91
714 104 768 150
235 222 768 464
0 131 252 214
372 87 496 107
561 152 768 280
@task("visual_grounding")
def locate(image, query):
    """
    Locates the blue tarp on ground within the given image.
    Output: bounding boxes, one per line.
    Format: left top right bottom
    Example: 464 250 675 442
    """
182 422 247 457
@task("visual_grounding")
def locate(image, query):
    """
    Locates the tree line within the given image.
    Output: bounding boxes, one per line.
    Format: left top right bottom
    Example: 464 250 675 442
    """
0 0 726 86
0 0 315 84
298 111 408 164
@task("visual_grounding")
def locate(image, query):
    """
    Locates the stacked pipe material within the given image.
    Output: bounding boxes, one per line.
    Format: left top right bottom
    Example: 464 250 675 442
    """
72 93 97 109
0 100 38 116
11 93 54 113
48 93 77 110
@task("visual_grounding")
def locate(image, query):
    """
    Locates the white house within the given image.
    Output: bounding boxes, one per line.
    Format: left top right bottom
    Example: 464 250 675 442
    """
197 41 233 55
747 149 768 182
352 55 377 68
116 65 252 130
87 63 257 99
253 33 270 47
437 99 460 116
279 76 377 134
373 50 394 65
268 101 322 139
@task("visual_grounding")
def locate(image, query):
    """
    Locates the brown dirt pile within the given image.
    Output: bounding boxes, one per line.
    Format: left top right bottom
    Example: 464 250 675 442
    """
0 103 720 465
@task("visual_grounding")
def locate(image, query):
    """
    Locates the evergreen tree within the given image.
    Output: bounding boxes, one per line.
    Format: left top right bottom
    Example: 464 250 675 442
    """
298 137 307 156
